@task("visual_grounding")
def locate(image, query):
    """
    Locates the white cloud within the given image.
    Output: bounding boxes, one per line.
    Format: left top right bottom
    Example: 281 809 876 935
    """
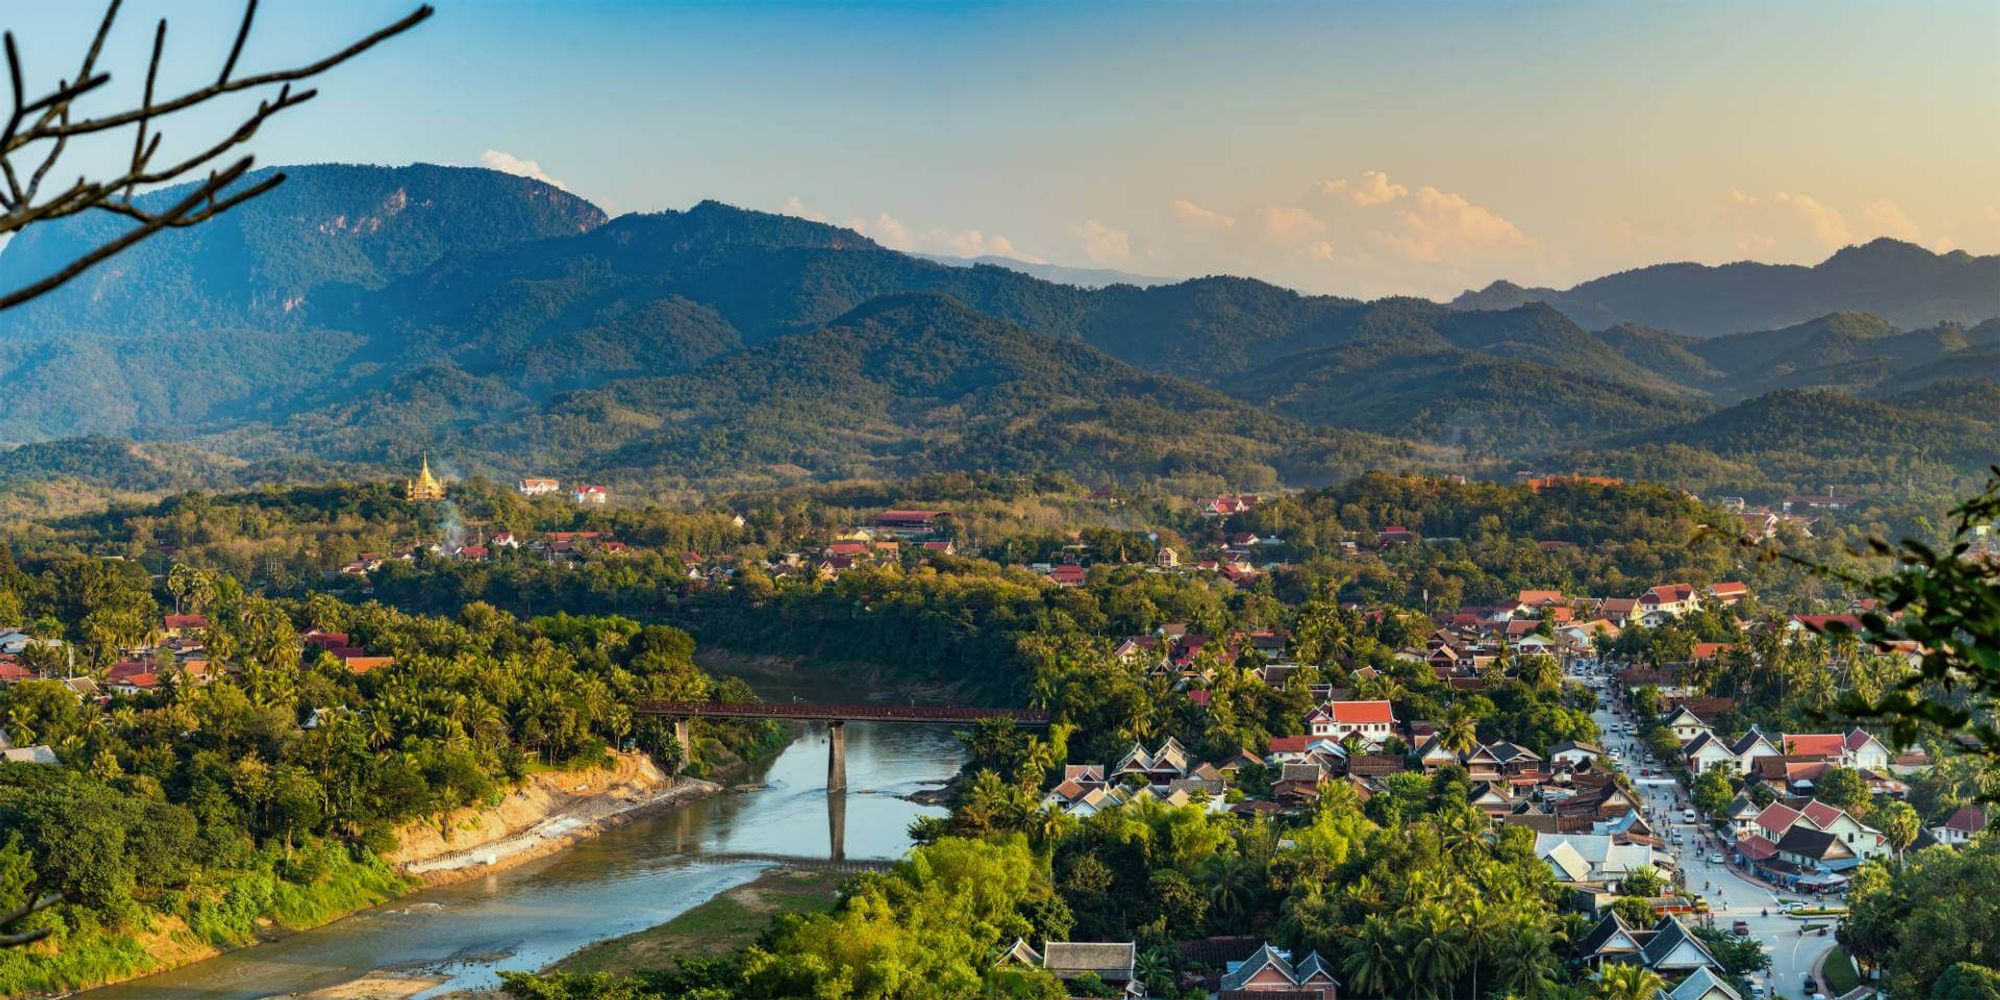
780 196 829 223
1069 219 1132 264
1724 189 1856 254
1258 205 1328 244
1171 198 1236 230
1858 198 1921 241
478 149 568 192
860 212 1047 263
1772 192 1852 248
1377 186 1531 263
1319 170 1408 207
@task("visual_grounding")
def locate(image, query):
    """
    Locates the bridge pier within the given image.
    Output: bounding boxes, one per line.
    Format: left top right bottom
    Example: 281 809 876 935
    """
828 785 846 861
673 719 691 775
826 720 847 793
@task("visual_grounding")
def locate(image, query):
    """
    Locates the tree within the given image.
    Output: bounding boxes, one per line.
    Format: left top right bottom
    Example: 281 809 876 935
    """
1692 767 1734 818
1596 963 1668 1000
1876 800 1922 861
1619 865 1664 898
0 3 432 309
1826 473 2000 756
1816 767 1873 817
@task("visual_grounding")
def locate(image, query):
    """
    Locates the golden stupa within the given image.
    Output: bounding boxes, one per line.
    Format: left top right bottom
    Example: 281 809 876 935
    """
405 455 447 502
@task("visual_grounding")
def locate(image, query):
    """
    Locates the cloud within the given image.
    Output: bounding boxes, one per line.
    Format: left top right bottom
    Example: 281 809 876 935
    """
1258 206 1328 244
781 196 829 223
1377 186 1531 263
780 198 1044 262
1069 220 1132 264
1728 190 1851 249
1858 199 1921 241
1171 198 1235 230
1319 170 1408 207
478 149 568 192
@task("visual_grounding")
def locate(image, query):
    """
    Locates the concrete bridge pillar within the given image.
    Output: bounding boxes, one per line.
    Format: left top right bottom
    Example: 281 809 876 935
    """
827 720 847 793
828 784 847 861
673 718 691 775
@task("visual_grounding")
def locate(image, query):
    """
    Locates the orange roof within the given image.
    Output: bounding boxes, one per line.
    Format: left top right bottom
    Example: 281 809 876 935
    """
1783 733 1845 758
1324 700 1396 724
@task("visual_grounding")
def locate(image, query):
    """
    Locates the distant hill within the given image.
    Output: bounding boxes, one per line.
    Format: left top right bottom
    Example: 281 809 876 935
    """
916 254 1174 289
0 163 1991 500
1452 239 2000 337
0 163 607 338
231 293 1434 490
1559 388 2000 499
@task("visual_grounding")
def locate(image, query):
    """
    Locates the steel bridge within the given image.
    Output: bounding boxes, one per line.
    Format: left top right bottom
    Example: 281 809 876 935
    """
635 700 1047 792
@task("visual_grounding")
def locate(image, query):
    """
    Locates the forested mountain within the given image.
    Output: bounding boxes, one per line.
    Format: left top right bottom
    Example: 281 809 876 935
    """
0 162 1991 501
0 163 606 338
1451 238 2000 336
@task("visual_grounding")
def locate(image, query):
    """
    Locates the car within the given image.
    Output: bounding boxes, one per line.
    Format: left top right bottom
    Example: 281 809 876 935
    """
1683 808 1698 822
1710 852 1725 864
1748 983 1768 999
1732 919 1750 935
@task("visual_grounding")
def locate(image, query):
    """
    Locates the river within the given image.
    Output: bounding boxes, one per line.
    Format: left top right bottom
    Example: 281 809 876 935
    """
82 721 963 999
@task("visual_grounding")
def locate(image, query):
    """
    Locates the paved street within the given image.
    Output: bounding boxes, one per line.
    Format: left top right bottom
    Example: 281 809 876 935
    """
1582 668 1837 1000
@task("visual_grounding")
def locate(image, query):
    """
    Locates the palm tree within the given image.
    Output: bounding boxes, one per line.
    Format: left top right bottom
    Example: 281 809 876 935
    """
1489 923 1558 999
1406 903 1471 998
1199 854 1257 923
1443 706 1480 756
1596 963 1667 1000
1875 799 1921 862
1341 913 1403 998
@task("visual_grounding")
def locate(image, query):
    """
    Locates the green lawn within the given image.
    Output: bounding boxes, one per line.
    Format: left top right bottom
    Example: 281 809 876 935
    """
1823 944 1861 995
552 867 849 978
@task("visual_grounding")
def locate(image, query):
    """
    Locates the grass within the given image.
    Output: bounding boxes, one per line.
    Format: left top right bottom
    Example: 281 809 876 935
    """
1823 944 1861 995
553 866 848 978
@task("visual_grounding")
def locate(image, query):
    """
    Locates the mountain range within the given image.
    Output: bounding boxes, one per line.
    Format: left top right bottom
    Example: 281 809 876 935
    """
0 162 1993 502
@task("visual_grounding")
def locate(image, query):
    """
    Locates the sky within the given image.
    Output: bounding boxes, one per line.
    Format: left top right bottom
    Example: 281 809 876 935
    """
12 0 2000 298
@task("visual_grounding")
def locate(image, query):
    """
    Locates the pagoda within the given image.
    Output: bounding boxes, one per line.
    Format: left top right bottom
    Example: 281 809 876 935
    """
405 455 447 502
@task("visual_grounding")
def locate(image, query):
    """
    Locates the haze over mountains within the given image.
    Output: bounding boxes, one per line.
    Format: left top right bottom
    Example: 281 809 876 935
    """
0 163 1993 501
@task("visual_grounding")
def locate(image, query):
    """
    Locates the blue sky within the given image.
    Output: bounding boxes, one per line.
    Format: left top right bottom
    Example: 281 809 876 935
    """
12 0 1999 297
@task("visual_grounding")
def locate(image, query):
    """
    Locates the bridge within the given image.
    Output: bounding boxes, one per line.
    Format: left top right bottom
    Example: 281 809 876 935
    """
635 700 1047 793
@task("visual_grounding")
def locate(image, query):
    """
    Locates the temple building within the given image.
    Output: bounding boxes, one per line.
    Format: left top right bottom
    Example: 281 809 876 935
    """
405 456 447 502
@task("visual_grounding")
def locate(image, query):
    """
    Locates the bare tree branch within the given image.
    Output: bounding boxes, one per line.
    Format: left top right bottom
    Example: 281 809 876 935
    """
0 1 432 309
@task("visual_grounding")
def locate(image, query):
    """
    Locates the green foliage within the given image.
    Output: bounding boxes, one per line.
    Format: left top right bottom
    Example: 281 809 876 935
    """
1842 838 2000 997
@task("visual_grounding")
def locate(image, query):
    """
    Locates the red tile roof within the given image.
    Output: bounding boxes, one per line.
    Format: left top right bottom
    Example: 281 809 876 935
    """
1782 733 1845 758
1322 700 1395 724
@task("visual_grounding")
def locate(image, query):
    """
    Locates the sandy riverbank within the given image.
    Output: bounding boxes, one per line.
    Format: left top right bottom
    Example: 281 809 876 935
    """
390 753 722 885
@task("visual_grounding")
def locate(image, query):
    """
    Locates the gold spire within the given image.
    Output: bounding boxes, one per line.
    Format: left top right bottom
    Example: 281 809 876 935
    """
407 453 446 502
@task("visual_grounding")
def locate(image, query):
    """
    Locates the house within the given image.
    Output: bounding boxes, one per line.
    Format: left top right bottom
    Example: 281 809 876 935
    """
1575 912 1648 968
1218 942 1337 999
1704 581 1749 607
1549 739 1604 768
161 614 208 638
1779 733 1847 761
1000 940 1140 997
1774 826 1857 871
872 509 950 536
1415 734 1462 771
1841 728 1891 770
1639 915 1723 973
1782 494 1861 512
1600 598 1640 627
1376 525 1415 546
1663 966 1743 1000
1680 731 1736 774
517 477 561 495
1535 833 1658 881
1787 614 1862 639
1047 564 1088 587
1303 700 1396 743
0 745 57 764
1798 800 1889 860
572 484 610 506
1661 706 1712 743
1934 806 1986 846
1640 584 1699 618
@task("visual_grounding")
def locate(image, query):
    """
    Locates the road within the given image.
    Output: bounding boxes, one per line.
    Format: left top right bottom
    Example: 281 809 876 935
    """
1581 666 1837 1000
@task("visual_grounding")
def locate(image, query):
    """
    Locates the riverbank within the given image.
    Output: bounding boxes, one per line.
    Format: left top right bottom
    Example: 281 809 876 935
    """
34 757 722 999
551 866 850 978
391 753 722 886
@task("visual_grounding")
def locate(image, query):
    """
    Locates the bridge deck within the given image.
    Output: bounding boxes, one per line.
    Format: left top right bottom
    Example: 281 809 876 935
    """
634 700 1047 725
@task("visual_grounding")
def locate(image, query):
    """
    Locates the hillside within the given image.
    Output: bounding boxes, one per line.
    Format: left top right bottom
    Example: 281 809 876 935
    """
1452 238 2000 336
0 162 1990 500
1559 388 1999 499
0 163 607 338
242 294 1436 490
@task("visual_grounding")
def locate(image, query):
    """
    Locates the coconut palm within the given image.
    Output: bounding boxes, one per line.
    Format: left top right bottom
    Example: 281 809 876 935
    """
1596 963 1667 1000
